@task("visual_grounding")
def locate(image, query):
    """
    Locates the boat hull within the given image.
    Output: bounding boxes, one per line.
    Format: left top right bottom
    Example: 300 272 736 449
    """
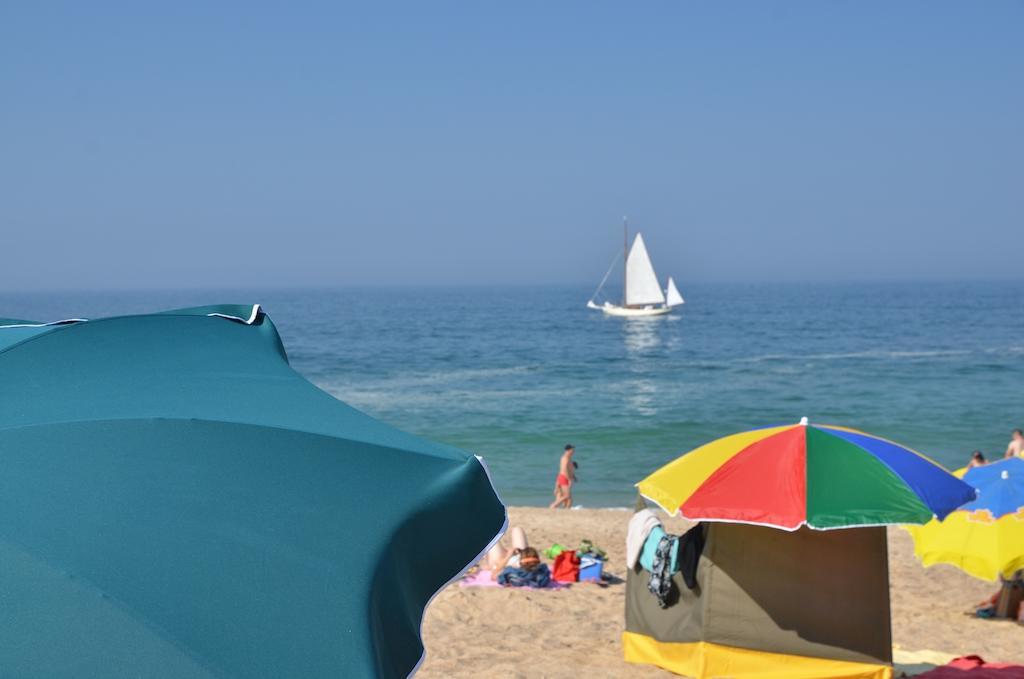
590 302 674 317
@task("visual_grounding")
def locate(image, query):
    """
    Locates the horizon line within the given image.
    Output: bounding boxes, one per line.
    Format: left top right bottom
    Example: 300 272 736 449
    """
3 276 1024 295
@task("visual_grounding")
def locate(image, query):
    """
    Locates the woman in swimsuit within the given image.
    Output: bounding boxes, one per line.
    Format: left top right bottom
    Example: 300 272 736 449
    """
482 526 531 579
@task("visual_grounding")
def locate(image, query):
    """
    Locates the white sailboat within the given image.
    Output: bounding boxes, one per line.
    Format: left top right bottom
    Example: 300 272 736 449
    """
587 220 684 317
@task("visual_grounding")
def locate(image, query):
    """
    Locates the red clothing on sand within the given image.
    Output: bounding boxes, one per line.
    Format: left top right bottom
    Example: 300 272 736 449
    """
913 655 1024 679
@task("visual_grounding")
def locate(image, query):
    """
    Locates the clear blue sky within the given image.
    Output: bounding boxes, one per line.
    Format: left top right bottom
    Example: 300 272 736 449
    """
1 2 1021 289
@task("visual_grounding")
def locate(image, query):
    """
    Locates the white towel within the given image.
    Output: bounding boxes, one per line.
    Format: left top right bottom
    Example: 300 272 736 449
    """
626 509 662 569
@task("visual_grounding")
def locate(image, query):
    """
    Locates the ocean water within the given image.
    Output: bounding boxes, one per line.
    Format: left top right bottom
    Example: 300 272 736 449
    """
3 282 1023 507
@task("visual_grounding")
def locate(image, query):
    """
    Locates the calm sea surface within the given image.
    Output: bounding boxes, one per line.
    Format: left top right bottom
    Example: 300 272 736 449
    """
3 282 1023 506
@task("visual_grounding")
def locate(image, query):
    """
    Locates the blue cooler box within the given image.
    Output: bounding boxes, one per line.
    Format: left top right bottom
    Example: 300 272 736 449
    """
579 556 604 582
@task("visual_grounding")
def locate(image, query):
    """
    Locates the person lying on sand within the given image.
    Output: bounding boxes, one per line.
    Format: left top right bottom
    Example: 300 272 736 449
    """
495 547 549 587
482 526 532 579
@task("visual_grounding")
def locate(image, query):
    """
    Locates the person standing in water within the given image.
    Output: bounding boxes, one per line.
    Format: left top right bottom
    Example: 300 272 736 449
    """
1005 429 1024 459
549 444 576 509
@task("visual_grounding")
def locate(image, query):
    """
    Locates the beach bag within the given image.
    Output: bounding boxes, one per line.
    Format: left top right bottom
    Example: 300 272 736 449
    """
552 550 580 583
995 580 1024 619
577 539 607 561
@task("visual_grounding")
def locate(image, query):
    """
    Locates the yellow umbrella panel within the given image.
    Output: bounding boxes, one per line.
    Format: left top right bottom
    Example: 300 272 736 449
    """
907 507 1024 581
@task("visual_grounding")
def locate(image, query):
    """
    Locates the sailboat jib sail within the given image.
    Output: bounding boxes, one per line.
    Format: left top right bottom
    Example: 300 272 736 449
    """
587 225 684 317
624 234 665 307
665 277 685 307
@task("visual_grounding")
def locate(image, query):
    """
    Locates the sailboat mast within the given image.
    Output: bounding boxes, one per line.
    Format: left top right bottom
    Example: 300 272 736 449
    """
623 216 628 306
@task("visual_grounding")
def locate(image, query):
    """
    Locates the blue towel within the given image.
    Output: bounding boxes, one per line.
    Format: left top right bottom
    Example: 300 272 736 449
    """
639 526 679 573
497 563 552 588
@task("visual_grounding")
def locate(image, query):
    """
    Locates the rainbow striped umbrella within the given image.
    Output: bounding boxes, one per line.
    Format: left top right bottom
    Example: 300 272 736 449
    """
637 418 976 530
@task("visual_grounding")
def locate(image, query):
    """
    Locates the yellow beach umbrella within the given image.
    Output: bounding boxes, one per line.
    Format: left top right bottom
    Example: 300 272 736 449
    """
907 458 1024 581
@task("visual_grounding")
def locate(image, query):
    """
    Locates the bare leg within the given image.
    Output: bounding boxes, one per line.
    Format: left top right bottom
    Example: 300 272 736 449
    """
483 527 528 579
484 540 509 571
549 486 566 509
508 526 527 550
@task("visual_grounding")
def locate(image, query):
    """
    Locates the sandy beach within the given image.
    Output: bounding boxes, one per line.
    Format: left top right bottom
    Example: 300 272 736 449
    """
419 506 1023 677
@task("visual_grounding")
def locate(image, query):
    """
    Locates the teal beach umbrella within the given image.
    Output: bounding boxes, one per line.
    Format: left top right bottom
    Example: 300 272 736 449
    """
0 305 505 678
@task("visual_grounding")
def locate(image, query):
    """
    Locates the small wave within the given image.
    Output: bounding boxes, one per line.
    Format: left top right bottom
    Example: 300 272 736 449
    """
318 382 589 410
986 345 1024 356
886 350 973 358
736 349 973 363
378 365 540 388
315 365 539 393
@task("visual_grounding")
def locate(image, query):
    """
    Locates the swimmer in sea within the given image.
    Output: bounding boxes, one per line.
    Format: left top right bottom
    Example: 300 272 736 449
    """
1005 429 1024 459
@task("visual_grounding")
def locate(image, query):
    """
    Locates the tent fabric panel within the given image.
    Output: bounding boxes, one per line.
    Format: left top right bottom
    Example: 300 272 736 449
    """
624 546 707 644
703 524 893 665
0 418 504 678
637 425 794 514
815 426 975 520
680 426 806 528
806 427 932 528
623 523 892 667
623 633 892 679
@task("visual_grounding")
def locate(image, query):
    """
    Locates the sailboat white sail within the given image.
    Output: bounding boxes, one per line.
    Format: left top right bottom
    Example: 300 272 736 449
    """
587 220 684 317
624 234 666 307
665 277 685 307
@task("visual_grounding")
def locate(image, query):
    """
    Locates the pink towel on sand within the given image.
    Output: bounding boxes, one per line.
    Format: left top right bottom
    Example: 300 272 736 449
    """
459 571 503 588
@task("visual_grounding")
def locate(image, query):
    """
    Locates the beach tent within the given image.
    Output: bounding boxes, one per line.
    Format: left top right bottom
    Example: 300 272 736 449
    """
0 305 506 678
626 420 975 679
625 523 893 678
